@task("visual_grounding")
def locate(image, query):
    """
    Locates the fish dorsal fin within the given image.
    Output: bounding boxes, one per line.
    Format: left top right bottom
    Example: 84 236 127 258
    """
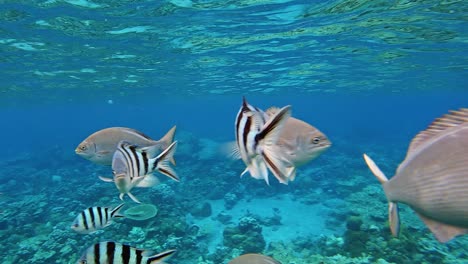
415 212 468 243
265 106 280 116
407 108 468 155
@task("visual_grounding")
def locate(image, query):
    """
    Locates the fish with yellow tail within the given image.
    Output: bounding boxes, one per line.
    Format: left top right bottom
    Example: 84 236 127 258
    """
77 241 175 264
228 253 281 264
76 126 176 166
234 97 291 185
363 108 468 243
100 140 178 203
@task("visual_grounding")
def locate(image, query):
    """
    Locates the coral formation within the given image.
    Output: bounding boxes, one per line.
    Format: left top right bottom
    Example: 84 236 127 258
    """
124 204 159 221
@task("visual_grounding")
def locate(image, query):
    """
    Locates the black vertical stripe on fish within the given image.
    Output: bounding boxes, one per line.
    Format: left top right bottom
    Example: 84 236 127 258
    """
243 116 252 153
81 211 89 230
119 143 134 180
122 244 131 264
89 207 96 229
136 248 143 264
128 145 140 179
95 207 102 227
104 208 109 224
107 241 115 264
94 242 100 264
141 150 148 175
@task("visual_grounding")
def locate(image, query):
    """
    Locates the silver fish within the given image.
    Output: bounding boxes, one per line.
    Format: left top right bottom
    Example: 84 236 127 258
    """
235 97 291 185
364 108 468 243
100 141 178 203
71 204 124 234
228 253 281 264
77 241 175 264
76 126 176 166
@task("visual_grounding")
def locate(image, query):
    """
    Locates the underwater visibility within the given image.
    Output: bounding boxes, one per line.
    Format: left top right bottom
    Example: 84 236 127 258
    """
0 0 467 264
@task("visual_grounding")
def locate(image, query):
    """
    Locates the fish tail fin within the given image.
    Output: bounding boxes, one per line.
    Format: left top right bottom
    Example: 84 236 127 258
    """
257 106 291 184
152 141 179 182
110 203 125 218
158 126 177 165
147 249 176 263
363 153 400 236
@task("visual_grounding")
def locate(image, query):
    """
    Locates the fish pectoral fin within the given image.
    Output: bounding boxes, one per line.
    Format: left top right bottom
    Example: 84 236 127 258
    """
135 174 160 188
127 192 141 203
415 212 467 243
363 154 388 184
389 202 400 237
96 150 110 157
262 145 289 184
99 176 114 182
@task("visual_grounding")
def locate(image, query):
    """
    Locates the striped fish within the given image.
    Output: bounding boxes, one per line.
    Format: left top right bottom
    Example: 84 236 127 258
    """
100 141 178 203
235 97 291 185
364 108 468 243
71 204 125 234
77 241 175 264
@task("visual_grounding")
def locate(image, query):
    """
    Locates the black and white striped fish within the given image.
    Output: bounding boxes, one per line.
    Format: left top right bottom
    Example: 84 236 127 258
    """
100 140 178 203
71 204 124 234
77 241 175 264
234 97 291 185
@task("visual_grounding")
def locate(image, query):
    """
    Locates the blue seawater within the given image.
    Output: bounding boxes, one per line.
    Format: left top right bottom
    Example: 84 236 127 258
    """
0 1 466 263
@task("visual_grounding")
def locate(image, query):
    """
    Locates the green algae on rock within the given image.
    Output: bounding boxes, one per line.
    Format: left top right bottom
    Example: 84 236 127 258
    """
123 204 158 221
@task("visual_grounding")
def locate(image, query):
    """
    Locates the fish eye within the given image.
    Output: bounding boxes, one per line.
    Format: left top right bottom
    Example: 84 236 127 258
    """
80 146 87 150
312 137 320 144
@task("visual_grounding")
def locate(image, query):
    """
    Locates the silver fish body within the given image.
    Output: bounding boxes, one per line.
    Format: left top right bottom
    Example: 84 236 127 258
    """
71 204 124 234
364 108 468 243
76 126 176 166
235 97 291 185
77 241 175 264
228 253 281 264
100 140 178 203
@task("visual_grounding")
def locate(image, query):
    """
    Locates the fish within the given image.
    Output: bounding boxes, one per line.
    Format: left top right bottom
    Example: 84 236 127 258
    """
75 126 176 166
77 241 175 264
228 253 281 264
71 204 124 234
99 140 178 203
263 106 331 181
363 108 468 243
234 97 292 185
225 103 331 184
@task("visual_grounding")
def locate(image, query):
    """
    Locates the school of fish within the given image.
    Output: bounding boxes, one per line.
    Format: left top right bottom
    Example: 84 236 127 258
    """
70 98 466 263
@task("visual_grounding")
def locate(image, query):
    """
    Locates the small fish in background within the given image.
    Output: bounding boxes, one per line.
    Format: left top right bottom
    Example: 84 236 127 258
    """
228 253 281 264
71 203 124 234
76 241 175 264
100 140 178 203
75 126 176 166
234 97 292 185
363 108 468 243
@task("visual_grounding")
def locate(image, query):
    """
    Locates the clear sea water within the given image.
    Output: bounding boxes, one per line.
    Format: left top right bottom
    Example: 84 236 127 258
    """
0 1 467 263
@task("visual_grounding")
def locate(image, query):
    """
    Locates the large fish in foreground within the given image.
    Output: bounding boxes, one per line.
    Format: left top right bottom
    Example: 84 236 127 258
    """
234 97 292 185
77 241 175 264
363 108 468 243
100 140 178 203
228 253 281 264
75 126 176 166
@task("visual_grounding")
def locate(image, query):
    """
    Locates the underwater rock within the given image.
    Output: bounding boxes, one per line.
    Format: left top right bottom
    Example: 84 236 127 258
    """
224 192 237 210
216 211 232 224
346 215 363 231
190 201 212 218
223 216 266 254
124 204 158 221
